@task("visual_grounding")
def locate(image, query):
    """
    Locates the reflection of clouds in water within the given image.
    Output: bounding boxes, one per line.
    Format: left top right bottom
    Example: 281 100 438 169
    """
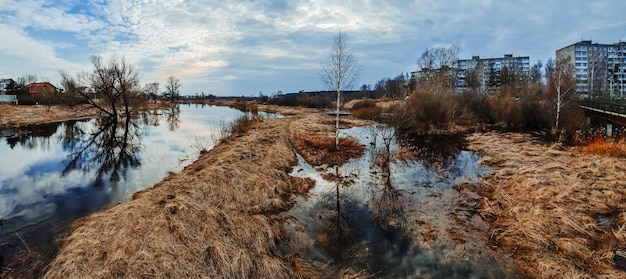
0 169 93 219
0 105 243 224
286 125 497 277
0 141 64 179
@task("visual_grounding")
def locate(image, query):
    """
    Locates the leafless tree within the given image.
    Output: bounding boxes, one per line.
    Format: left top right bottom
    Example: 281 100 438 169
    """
321 31 360 147
165 76 181 102
60 55 141 120
415 45 460 93
145 82 159 103
587 50 609 97
546 57 576 132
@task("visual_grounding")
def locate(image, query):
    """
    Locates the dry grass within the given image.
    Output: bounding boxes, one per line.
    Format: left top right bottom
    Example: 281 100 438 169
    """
0 104 94 129
0 250 47 279
0 102 176 129
291 133 365 167
43 116 319 278
287 111 370 167
468 132 626 278
576 136 626 157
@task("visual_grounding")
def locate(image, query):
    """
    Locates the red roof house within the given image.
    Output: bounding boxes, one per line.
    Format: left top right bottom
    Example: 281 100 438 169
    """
26 82 57 96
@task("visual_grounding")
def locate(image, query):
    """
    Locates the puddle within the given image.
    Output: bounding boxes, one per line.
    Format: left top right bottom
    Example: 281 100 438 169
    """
282 125 519 278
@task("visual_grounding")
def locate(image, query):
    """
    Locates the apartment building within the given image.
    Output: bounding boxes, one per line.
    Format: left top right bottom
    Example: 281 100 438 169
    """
556 40 626 97
456 54 531 91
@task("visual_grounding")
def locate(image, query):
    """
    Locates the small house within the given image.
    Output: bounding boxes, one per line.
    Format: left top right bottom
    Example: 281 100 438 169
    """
26 82 57 96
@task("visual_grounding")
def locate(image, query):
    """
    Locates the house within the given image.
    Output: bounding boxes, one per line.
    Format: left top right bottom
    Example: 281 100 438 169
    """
25 82 57 96
0 78 11 94
0 78 17 104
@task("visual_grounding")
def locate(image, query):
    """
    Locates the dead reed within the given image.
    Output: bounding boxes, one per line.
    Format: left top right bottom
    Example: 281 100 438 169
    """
468 132 626 278
576 136 626 157
291 133 365 166
43 117 318 278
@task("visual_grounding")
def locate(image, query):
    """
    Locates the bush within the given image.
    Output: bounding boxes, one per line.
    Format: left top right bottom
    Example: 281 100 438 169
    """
349 100 382 120
486 93 522 128
387 90 461 135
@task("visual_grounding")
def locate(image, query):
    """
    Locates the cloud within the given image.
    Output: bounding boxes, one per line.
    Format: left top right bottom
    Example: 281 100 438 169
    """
0 0 625 94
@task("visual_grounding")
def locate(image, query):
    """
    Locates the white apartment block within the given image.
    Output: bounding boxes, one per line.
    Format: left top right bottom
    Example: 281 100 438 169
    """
556 40 626 98
456 54 531 91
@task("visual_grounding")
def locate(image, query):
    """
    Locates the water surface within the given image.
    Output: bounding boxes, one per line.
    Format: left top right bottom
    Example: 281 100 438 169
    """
284 125 515 278
0 104 245 263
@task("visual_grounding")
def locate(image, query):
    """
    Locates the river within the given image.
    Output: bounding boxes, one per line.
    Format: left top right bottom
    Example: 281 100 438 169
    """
0 104 247 266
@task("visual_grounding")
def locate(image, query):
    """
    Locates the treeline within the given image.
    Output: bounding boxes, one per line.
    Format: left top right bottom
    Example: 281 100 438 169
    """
268 45 586 141
359 47 585 141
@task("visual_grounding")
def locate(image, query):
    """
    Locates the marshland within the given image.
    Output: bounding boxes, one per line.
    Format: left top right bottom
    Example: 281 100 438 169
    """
1 92 626 278
1 40 625 279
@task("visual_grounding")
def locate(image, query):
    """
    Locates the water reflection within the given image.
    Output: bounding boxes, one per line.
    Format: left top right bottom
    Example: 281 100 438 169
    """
165 105 181 131
0 104 242 270
284 126 500 277
61 116 143 187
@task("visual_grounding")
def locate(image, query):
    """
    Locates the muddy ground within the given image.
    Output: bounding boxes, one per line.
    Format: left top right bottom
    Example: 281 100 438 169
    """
1 103 625 278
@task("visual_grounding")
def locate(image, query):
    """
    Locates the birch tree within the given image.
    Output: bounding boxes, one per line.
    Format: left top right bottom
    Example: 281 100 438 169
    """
546 57 575 132
321 32 360 147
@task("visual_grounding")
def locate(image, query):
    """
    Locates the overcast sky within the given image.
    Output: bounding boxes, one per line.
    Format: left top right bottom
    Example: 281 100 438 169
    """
1 0 625 96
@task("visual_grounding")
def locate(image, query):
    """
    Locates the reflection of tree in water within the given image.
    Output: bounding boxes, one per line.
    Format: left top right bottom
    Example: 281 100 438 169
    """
61 116 142 187
369 125 407 230
317 126 409 263
165 105 181 131
401 132 467 172
4 122 60 150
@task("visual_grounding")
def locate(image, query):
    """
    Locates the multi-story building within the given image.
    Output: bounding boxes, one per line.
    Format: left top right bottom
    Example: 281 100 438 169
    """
556 40 626 98
456 54 531 91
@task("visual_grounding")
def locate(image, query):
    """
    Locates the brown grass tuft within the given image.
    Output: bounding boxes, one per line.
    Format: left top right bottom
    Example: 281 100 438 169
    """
291 133 365 166
468 132 626 278
576 136 626 157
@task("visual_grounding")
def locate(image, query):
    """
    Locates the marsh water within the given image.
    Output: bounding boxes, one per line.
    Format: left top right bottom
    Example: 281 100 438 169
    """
0 104 249 266
284 126 517 278
2 106 512 277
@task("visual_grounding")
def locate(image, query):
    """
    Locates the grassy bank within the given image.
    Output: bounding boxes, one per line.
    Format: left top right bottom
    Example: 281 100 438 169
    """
468 132 626 278
42 113 320 278
0 102 176 129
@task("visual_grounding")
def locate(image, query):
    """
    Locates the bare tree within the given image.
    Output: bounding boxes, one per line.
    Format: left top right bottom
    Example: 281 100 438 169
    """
145 82 159 103
165 76 181 102
321 31 360 147
415 45 460 93
60 55 141 120
546 57 576 132
529 60 543 83
587 50 608 98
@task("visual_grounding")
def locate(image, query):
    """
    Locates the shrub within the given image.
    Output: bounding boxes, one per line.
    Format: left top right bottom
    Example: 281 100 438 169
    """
486 92 522 128
386 90 461 135
349 100 382 120
576 136 626 157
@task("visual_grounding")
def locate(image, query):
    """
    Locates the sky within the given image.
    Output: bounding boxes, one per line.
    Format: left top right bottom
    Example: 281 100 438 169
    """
1 0 625 96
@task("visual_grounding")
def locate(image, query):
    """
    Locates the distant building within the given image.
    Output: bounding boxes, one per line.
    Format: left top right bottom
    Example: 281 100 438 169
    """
25 82 57 96
0 78 11 94
456 54 530 91
556 40 626 97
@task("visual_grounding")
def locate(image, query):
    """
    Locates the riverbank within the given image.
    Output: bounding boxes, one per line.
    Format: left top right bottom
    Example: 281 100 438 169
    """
40 108 373 278
0 102 176 129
